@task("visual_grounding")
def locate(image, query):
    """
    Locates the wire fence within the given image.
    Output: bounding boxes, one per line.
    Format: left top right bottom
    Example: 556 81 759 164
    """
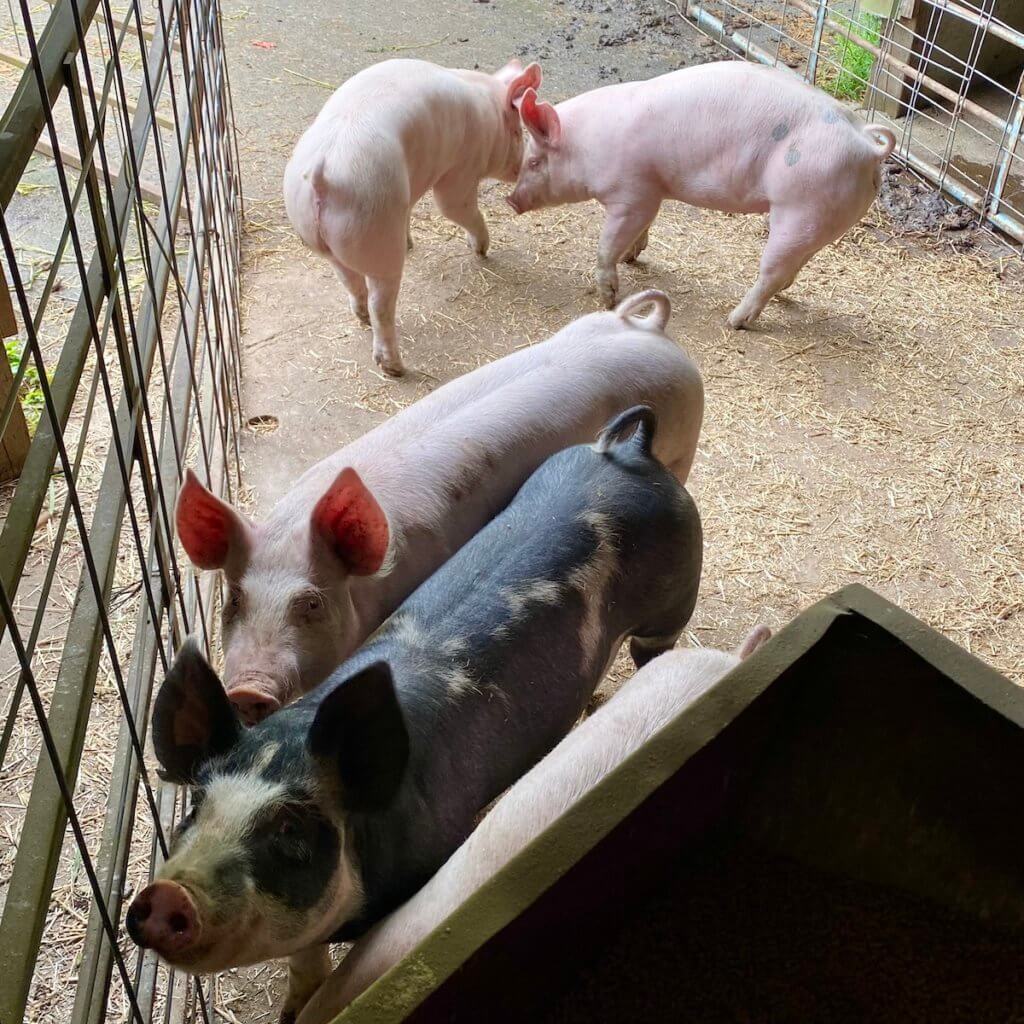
676 0 1024 248
0 0 242 1021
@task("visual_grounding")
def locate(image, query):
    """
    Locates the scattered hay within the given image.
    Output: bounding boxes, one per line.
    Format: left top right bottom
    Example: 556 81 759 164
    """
191 154 1024 1020
245 179 1024 690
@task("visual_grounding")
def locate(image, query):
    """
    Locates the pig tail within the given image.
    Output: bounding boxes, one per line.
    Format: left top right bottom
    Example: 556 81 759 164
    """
614 289 671 332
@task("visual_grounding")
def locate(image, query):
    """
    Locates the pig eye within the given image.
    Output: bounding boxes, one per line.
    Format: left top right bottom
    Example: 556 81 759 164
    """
224 586 243 622
528 156 542 170
292 591 325 622
263 804 315 861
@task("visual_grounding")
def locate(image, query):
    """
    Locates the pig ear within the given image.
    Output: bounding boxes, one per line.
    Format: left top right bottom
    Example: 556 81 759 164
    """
308 662 409 812
504 61 543 110
311 468 390 576
493 57 523 81
519 88 561 145
176 469 252 575
737 625 772 661
152 638 241 784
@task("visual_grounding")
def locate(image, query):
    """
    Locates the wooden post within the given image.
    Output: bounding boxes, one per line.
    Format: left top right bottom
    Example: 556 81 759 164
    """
0 264 30 483
870 0 925 118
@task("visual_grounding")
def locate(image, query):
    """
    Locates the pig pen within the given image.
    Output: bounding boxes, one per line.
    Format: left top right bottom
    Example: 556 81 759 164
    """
0 0 1021 1021
216 0 1023 1017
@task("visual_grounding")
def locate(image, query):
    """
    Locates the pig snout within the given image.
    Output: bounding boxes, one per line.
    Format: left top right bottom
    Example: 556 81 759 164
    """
226 673 284 726
126 880 200 958
505 191 524 215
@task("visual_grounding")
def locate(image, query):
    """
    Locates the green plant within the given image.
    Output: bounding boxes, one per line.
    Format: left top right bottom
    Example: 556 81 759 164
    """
5 337 45 430
826 13 881 102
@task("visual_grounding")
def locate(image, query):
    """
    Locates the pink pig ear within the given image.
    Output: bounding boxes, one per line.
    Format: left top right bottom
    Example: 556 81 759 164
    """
737 625 772 661
311 468 390 576
519 88 561 145
494 57 523 81
505 62 542 111
176 469 252 574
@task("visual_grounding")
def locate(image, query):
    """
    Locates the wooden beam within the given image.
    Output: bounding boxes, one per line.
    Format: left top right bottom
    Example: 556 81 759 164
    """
0 265 30 482
33 137 164 205
40 0 182 52
0 46 176 131
0 263 15 339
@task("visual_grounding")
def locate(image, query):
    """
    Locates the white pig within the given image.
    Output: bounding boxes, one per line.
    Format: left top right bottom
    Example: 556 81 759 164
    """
176 291 703 723
284 57 541 375
296 625 773 1024
506 61 896 329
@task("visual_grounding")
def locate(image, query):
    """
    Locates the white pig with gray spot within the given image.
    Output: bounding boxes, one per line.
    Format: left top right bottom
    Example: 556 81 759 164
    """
507 62 896 328
297 625 773 1023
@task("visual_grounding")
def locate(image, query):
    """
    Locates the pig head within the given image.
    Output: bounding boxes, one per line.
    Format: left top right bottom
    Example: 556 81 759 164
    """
506 88 578 215
175 468 390 724
127 639 407 973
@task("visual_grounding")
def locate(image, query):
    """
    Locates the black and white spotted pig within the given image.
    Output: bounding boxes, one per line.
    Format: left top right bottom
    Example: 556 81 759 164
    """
126 406 702 1022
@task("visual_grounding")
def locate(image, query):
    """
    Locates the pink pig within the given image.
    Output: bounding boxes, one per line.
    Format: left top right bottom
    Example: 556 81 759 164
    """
284 58 541 376
507 61 896 329
176 291 702 725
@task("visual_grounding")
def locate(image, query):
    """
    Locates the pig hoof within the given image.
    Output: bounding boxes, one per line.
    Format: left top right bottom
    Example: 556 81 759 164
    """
468 232 489 257
350 298 370 324
599 288 617 310
726 310 753 331
374 351 405 376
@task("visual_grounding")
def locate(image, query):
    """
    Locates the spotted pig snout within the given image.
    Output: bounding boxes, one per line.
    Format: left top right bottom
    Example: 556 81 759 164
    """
126 880 200 959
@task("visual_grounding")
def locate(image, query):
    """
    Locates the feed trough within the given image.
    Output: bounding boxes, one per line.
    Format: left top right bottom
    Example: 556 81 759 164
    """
335 583 1024 1024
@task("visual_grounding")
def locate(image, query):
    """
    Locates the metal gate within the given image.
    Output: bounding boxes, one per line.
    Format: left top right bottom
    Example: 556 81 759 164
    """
678 0 1024 247
0 0 242 1020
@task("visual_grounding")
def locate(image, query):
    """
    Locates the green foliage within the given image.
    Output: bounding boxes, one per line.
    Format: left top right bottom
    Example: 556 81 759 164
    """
5 338 45 430
825 13 881 102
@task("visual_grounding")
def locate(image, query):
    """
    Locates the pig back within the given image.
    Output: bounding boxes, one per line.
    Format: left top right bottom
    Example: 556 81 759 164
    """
332 430 702 937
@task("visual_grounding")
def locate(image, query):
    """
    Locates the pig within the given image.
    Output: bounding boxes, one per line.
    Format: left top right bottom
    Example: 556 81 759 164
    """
506 61 897 329
175 290 702 724
127 405 703 1023
297 625 773 1024
283 57 542 375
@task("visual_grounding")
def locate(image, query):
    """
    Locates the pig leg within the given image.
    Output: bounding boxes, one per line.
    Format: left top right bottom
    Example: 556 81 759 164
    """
280 944 332 1024
727 210 824 329
433 175 489 256
622 228 650 264
330 259 369 324
367 274 405 376
596 201 660 307
629 628 683 669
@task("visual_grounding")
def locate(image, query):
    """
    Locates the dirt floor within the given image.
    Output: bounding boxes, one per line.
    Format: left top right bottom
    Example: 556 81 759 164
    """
212 0 1023 1018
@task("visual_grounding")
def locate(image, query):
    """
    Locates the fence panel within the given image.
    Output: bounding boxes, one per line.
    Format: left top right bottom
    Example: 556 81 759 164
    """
0 0 242 1020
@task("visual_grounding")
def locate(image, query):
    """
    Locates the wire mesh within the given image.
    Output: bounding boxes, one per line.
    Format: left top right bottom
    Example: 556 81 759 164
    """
0 0 241 1021
676 0 1024 248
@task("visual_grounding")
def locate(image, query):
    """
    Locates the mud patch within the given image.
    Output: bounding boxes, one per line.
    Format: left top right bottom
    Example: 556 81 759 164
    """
246 413 281 434
877 162 976 237
514 0 711 85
